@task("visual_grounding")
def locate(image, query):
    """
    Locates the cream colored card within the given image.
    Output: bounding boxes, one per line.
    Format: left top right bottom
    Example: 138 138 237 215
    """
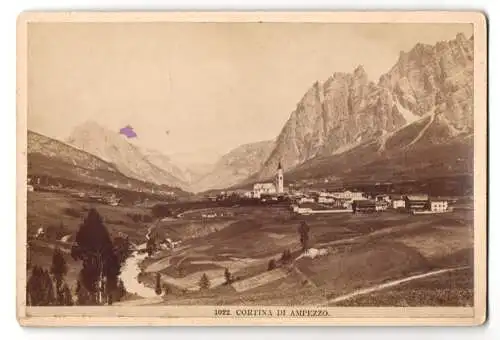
17 11 487 326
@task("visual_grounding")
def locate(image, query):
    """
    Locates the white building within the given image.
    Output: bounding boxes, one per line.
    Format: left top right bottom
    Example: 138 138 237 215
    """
253 183 276 198
299 197 315 204
392 199 406 209
430 200 448 212
330 190 364 201
253 161 284 198
318 196 335 204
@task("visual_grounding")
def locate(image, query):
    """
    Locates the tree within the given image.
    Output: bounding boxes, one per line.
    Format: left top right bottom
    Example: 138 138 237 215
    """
62 283 73 306
75 279 92 305
224 268 232 284
146 234 157 257
298 221 310 251
116 279 127 301
198 273 210 290
27 267 56 306
51 247 68 304
155 273 162 295
280 249 292 264
71 208 121 305
267 259 277 271
26 266 43 306
113 235 132 268
163 284 171 297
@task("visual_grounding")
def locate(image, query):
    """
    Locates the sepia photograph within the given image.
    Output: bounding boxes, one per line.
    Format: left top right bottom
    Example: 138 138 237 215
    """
16 11 487 326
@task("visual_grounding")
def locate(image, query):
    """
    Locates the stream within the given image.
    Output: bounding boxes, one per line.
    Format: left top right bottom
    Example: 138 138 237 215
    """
119 250 158 298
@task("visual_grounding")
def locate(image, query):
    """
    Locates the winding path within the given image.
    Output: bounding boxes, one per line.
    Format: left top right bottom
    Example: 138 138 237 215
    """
324 266 469 306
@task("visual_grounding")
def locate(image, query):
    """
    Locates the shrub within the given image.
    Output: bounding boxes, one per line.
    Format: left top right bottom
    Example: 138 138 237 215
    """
280 249 293 264
63 207 81 218
267 259 277 271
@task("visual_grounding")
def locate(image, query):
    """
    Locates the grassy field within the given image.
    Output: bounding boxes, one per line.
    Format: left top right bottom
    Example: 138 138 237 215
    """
26 190 154 291
26 191 474 306
137 206 473 306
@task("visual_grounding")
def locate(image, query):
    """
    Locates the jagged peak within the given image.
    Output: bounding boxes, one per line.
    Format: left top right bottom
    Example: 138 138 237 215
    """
456 32 467 42
353 65 367 78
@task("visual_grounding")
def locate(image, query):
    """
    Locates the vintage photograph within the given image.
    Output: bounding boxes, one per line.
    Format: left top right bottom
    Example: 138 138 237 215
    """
17 12 487 326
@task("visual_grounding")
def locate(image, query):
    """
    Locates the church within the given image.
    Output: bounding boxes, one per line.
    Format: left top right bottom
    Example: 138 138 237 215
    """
252 162 284 198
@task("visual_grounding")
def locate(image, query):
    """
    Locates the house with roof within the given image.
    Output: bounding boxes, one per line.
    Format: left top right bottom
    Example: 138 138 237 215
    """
405 194 430 213
253 183 276 198
330 190 365 201
352 199 377 213
429 200 449 212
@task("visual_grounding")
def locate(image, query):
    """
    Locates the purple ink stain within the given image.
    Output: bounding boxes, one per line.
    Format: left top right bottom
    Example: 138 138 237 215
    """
119 125 137 138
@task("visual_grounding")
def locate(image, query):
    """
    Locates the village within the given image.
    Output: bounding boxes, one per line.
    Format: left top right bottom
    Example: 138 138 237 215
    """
25 159 473 308
204 162 454 217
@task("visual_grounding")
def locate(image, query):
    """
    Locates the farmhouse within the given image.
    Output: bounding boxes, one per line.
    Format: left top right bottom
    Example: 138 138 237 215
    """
375 201 389 211
330 190 365 201
391 196 406 209
375 194 391 203
317 196 335 204
299 197 315 204
430 200 448 212
352 200 377 213
405 194 430 212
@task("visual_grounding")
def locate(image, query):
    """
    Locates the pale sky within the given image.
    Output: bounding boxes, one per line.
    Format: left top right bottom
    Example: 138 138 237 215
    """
27 22 472 160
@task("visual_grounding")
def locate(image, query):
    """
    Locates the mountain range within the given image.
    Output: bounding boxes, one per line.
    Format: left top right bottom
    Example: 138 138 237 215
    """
27 32 474 194
248 32 474 186
27 130 186 195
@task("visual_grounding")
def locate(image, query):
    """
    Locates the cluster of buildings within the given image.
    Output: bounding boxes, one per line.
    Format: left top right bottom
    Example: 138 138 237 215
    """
206 162 452 216
293 191 450 215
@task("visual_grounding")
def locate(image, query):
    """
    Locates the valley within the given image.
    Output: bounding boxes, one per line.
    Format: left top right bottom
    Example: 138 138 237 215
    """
25 30 476 309
27 189 474 307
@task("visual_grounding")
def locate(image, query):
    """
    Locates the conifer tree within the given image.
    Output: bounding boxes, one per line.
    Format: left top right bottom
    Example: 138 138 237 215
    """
75 278 92 305
155 273 162 295
199 273 210 290
71 208 121 305
62 283 73 306
163 284 170 297
26 265 43 306
51 247 68 305
224 268 232 284
298 221 310 251
116 279 127 301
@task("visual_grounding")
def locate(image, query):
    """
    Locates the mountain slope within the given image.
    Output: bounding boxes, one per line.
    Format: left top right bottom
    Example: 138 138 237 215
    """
193 140 275 192
253 32 474 184
28 130 119 173
66 121 190 190
27 130 186 194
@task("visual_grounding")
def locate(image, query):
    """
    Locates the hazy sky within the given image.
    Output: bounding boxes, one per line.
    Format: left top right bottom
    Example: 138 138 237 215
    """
27 22 472 160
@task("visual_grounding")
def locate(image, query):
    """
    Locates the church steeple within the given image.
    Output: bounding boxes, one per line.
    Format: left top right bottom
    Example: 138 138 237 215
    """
276 161 284 194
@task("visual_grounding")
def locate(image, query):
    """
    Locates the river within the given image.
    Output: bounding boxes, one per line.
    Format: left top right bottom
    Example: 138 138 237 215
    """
119 250 158 298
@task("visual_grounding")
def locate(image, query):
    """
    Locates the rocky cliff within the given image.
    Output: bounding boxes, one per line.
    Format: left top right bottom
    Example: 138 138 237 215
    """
255 33 474 182
66 121 189 190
